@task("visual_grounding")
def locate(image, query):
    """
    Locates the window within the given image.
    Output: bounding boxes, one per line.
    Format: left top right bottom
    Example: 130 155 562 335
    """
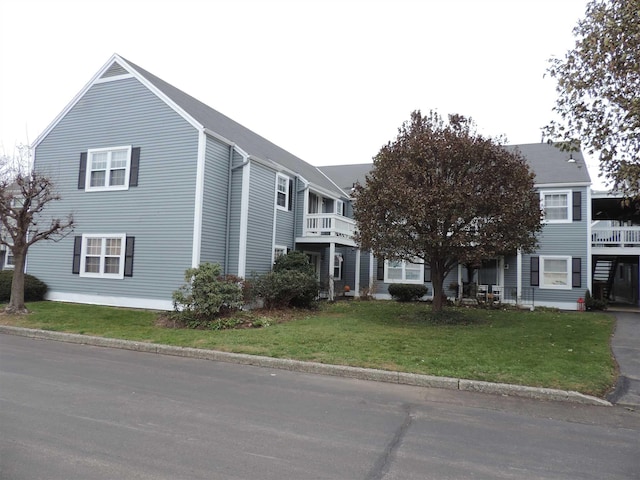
384 259 424 284
84 146 132 191
4 248 14 269
541 191 571 223
78 234 127 278
333 253 343 280
274 245 287 263
276 174 290 210
540 256 571 289
336 200 345 216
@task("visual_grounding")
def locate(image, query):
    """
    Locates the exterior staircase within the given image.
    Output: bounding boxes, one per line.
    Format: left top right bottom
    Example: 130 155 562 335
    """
592 257 619 300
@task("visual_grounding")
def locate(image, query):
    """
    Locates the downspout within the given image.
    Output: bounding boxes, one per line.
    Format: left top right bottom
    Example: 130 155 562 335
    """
292 177 298 249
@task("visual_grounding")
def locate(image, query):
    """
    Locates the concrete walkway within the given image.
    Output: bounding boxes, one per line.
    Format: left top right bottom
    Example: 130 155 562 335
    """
609 311 640 408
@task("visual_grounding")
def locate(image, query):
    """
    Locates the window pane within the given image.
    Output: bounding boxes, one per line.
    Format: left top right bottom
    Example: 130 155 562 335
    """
84 257 100 273
105 238 122 255
545 259 568 273
544 194 568 220
86 238 102 255
277 192 286 207
543 259 568 286
278 177 288 193
110 149 128 168
405 267 421 281
90 152 108 170
545 194 567 207
90 171 106 187
109 169 126 186
104 257 120 274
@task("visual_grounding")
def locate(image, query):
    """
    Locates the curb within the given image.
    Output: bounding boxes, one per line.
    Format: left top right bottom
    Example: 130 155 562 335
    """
0 325 611 407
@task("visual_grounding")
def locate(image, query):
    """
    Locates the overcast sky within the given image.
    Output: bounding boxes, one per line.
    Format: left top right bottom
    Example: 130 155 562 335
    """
0 0 604 185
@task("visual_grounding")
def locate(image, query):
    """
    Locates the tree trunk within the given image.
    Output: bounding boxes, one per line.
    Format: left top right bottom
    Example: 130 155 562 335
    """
431 260 446 313
6 248 28 314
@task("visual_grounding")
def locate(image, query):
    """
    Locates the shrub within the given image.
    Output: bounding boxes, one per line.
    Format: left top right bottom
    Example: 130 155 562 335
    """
172 263 244 328
0 270 48 302
255 251 319 309
388 283 428 302
584 289 607 311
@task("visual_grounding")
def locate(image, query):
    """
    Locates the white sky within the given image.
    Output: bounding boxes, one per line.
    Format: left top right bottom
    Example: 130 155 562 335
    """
0 0 605 186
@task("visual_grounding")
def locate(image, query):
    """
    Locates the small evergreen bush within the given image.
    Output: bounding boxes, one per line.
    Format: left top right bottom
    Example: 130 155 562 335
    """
0 270 48 302
255 251 319 309
172 263 244 328
388 283 428 302
584 289 607 311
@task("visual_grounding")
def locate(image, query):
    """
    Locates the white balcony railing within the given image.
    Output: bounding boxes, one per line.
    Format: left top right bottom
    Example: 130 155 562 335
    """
592 227 640 248
304 213 356 239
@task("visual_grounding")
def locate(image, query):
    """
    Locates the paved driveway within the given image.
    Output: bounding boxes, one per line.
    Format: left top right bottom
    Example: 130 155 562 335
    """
610 311 640 407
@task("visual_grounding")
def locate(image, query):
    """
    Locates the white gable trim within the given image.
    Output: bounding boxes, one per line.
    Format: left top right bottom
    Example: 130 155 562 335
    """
93 73 134 84
191 130 207 268
238 156 251 277
535 182 591 189
32 54 203 149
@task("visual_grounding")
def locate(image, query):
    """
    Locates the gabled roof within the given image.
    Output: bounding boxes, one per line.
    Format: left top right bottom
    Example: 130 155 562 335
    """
505 143 591 185
34 54 347 198
318 163 373 192
320 142 592 190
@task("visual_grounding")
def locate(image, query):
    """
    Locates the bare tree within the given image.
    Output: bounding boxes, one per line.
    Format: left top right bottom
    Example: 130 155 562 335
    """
0 146 74 314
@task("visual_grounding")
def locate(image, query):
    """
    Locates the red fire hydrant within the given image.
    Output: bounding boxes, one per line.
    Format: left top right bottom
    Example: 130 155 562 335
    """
577 297 585 312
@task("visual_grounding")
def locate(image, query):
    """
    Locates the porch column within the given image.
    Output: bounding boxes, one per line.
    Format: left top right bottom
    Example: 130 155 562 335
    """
328 242 336 301
457 264 463 299
516 249 522 305
354 248 361 298
369 253 374 291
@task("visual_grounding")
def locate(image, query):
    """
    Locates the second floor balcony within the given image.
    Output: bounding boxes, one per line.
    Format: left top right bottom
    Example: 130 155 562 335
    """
299 213 356 246
592 226 640 249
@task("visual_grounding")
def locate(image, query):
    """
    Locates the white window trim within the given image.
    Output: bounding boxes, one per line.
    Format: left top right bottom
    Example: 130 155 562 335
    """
79 233 127 279
334 253 343 280
273 245 287 264
540 190 572 224
85 145 132 192
539 255 572 290
4 247 14 269
275 173 290 211
384 259 424 284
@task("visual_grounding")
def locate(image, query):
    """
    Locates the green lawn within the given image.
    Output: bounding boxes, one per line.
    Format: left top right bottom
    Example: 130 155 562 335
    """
0 300 617 397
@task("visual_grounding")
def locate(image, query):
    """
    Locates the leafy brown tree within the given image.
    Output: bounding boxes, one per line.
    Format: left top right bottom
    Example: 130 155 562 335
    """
354 111 542 312
544 0 640 190
0 170 74 314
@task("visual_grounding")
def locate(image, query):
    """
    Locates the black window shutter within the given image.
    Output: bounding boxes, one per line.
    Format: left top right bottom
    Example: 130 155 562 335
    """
376 257 385 281
287 178 293 211
72 236 82 274
572 191 581 221
78 152 87 189
129 147 141 187
530 256 539 286
124 237 135 277
424 265 432 282
572 257 581 288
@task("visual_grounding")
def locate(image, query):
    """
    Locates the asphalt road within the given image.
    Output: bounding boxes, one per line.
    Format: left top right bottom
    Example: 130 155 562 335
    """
1 334 639 480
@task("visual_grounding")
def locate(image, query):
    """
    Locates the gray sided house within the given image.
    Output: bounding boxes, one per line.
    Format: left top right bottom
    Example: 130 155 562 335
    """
30 54 626 311
30 54 353 309
320 143 593 310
